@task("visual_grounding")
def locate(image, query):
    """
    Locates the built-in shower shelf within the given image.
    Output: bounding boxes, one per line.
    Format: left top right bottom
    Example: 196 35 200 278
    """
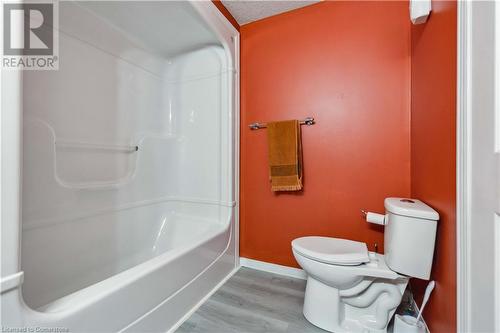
55 141 139 153
54 140 139 190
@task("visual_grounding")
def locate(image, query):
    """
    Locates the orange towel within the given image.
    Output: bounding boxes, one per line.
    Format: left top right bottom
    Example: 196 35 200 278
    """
266 120 303 192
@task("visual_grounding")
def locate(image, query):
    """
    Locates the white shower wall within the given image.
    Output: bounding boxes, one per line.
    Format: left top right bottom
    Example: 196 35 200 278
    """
21 1 233 310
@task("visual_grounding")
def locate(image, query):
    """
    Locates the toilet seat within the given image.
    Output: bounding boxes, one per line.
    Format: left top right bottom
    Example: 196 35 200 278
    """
292 237 370 265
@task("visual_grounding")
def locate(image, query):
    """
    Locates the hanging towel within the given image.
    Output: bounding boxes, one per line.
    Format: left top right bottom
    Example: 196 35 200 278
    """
266 120 303 192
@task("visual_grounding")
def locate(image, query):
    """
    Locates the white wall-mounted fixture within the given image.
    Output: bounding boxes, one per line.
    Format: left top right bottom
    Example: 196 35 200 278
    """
410 0 431 24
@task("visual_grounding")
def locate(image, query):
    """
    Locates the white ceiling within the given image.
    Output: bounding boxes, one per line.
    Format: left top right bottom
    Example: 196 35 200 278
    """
221 0 321 25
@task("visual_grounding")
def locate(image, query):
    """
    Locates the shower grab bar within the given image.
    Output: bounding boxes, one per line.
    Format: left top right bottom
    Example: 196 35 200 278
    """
55 141 139 152
248 117 315 130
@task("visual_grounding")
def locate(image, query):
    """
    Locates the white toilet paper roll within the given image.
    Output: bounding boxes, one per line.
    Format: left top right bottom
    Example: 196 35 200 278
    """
366 212 386 225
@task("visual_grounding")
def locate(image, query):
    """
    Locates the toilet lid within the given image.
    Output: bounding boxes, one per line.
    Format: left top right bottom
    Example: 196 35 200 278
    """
292 237 370 265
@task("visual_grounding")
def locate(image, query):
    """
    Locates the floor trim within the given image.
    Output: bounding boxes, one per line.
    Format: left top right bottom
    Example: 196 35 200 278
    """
239 257 307 280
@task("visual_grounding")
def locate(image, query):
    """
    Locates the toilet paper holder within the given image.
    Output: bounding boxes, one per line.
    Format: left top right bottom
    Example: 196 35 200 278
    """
361 209 387 225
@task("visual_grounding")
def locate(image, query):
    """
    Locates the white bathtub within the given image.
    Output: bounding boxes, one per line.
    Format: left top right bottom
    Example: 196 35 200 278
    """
23 201 234 312
22 201 230 310
17 201 235 332
0 1 239 331
0 203 236 332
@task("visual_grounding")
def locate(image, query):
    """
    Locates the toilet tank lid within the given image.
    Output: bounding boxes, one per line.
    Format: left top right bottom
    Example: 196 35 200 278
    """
384 198 439 220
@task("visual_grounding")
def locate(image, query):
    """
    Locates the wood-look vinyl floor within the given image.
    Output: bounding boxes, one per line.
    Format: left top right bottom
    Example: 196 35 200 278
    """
176 267 327 333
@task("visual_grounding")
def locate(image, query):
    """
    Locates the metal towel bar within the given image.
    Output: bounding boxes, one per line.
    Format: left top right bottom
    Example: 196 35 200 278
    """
248 117 315 130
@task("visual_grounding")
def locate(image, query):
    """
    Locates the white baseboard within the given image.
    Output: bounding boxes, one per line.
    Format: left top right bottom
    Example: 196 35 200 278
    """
239 257 307 280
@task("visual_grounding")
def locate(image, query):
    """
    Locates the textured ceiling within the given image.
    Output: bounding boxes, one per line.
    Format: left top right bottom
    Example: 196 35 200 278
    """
221 0 321 25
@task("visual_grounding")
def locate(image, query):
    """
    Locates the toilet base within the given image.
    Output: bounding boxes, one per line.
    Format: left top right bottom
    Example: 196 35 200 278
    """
302 276 407 333
303 276 344 332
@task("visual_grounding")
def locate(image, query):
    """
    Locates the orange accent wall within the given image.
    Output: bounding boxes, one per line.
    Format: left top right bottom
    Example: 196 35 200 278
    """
240 1 412 267
410 1 457 332
212 0 240 31
239 1 457 331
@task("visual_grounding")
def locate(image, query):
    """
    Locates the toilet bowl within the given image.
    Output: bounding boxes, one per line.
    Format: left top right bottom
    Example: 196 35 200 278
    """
292 198 439 333
292 237 408 333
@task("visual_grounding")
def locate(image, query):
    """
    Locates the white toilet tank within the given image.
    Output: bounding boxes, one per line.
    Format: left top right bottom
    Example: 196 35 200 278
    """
383 198 439 280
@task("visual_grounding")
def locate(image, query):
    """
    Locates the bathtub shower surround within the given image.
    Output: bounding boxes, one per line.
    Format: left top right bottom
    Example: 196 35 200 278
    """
1 1 238 332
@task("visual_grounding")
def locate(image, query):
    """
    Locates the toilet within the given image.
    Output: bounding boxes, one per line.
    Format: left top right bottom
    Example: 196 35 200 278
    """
292 198 439 333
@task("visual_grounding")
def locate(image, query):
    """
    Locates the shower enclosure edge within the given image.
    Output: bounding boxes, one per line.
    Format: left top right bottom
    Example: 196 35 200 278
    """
191 0 241 277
